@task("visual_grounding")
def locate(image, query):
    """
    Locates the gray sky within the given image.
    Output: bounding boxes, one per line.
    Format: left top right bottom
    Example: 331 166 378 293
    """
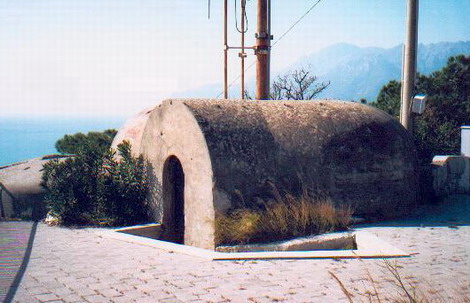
0 0 469 117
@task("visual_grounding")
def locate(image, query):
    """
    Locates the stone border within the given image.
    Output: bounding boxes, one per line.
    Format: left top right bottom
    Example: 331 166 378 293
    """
216 232 356 252
101 229 409 260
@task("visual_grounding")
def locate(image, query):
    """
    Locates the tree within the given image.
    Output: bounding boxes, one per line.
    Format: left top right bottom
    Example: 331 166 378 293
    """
55 129 118 154
244 67 329 100
371 80 401 117
371 55 470 163
270 68 330 100
414 55 470 160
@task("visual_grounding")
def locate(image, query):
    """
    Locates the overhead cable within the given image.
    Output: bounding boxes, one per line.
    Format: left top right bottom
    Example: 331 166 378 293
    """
216 0 324 98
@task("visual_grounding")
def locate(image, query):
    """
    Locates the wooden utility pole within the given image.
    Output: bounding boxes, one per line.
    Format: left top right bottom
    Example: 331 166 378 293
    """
223 0 228 99
255 0 271 100
400 0 419 131
240 0 247 99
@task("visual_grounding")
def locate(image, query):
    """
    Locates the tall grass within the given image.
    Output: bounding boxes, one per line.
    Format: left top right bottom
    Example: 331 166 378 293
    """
215 194 353 246
330 260 470 303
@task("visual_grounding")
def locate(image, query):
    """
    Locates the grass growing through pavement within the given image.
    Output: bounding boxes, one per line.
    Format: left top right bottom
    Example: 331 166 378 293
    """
330 259 470 303
215 194 353 246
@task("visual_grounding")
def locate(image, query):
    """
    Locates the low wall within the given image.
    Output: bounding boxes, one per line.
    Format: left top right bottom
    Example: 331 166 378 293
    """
433 156 470 196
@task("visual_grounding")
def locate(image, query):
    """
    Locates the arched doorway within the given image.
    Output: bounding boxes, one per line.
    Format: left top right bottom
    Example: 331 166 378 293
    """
162 156 185 244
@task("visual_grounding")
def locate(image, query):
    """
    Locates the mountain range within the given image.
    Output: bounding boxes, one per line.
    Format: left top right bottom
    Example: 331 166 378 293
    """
175 41 470 102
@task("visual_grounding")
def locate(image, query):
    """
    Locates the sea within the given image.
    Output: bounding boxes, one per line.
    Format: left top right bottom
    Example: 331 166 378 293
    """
0 116 126 167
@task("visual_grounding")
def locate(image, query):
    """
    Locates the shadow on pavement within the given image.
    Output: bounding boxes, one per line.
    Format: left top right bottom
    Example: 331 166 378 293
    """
0 221 38 303
355 194 470 228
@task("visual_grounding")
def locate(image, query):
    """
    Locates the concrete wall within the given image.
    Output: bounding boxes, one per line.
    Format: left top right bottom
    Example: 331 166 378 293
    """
433 156 470 196
0 157 50 220
139 100 215 249
111 105 158 158
1 188 14 218
462 126 470 157
183 99 418 219
114 99 419 249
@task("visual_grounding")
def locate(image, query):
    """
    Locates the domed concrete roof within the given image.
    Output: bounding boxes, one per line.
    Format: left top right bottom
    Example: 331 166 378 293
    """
114 99 418 249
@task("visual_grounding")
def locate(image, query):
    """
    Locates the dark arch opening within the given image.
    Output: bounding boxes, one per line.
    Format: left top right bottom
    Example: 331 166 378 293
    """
162 156 185 244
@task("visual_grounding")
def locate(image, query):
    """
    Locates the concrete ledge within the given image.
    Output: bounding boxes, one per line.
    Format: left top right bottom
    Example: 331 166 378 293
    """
102 229 409 260
216 232 356 252
115 223 162 239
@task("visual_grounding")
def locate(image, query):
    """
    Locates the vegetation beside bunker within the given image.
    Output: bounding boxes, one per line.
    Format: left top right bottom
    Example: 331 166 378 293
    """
41 140 152 227
215 194 353 246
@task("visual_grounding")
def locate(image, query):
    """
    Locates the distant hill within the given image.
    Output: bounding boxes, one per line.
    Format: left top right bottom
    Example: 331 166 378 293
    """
174 41 470 102
294 41 470 101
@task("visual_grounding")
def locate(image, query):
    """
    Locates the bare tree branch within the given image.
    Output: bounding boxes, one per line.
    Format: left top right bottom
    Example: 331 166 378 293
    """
270 67 329 100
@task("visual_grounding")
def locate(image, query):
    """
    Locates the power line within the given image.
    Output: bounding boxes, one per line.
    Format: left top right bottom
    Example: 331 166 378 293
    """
272 0 323 47
216 61 256 99
216 0 325 99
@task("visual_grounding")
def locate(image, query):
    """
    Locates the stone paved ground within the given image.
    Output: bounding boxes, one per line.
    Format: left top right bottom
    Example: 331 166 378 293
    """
0 222 36 303
1 221 469 303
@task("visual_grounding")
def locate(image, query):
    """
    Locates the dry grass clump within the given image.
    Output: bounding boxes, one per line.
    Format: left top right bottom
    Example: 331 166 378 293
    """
215 194 353 246
330 260 470 303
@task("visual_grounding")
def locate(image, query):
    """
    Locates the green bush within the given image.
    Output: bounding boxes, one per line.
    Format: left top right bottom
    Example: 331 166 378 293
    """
41 140 151 226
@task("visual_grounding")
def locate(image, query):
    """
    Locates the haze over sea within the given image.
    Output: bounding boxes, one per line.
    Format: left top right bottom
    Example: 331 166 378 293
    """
0 116 125 167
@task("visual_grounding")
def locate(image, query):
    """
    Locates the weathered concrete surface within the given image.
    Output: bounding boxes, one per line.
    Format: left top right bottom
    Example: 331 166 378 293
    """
2 219 470 303
114 99 419 249
0 156 69 219
216 231 356 253
140 100 216 249
182 99 418 218
433 156 470 196
111 105 158 158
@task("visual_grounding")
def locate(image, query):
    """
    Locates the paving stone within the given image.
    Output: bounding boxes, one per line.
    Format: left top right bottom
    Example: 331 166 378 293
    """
105 296 129 303
66 287 97 297
57 293 85 303
2 222 469 303
26 286 51 295
33 293 60 302
82 294 111 303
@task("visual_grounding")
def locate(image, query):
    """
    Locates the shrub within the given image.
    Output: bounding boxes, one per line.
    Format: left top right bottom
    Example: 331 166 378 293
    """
215 194 353 246
41 140 151 226
101 142 150 225
55 129 117 154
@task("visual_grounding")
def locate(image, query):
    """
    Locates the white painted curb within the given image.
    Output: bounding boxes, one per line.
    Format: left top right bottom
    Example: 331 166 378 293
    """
100 229 409 261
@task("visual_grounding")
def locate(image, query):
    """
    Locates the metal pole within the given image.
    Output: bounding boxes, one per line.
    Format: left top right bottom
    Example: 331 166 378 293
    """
240 0 246 99
0 187 4 218
223 0 228 99
255 0 270 100
267 0 271 98
400 0 419 131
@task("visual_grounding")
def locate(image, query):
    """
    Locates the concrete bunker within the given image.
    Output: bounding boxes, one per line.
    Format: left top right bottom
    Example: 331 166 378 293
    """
113 99 419 250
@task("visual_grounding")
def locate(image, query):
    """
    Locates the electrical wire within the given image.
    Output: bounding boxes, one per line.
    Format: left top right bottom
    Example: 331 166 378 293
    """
235 0 249 34
216 60 256 99
217 0 324 98
272 0 323 47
